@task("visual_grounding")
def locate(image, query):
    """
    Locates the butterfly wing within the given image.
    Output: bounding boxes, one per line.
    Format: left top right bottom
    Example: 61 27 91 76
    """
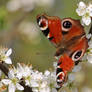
37 14 89 88
37 14 62 47
56 36 88 87
56 54 74 87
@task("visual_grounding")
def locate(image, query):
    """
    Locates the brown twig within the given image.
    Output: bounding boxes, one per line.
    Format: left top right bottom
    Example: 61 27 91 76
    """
0 62 9 76
0 62 32 92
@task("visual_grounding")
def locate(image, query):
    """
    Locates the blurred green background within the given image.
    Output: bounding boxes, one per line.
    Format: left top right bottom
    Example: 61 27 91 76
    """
0 0 92 92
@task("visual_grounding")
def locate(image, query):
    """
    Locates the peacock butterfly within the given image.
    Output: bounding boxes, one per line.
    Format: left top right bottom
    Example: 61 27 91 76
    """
36 14 88 87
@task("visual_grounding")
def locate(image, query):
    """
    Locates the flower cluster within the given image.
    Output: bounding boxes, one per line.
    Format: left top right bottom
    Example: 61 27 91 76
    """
0 47 83 92
0 47 57 92
1 63 57 92
76 1 92 26
76 1 92 64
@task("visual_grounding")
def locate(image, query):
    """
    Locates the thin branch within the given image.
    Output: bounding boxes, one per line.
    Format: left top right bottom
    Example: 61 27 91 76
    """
0 62 9 76
0 62 32 92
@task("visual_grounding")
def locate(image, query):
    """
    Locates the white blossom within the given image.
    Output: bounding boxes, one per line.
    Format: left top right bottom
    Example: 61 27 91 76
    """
44 70 50 76
87 53 92 63
84 40 92 63
76 1 86 16
2 69 24 92
0 47 82 92
16 63 33 86
76 2 92 25
86 33 92 39
0 48 12 64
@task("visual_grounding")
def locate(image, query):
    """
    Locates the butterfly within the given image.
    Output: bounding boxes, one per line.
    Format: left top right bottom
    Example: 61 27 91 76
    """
36 14 88 87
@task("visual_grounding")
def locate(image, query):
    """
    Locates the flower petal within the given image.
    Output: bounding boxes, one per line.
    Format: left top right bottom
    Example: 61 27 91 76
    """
87 4 92 16
16 83 24 90
44 70 50 76
25 80 30 86
78 1 86 9
87 54 92 63
6 48 12 57
8 69 15 78
5 57 12 64
30 80 39 87
32 88 39 92
76 8 86 16
9 83 16 92
2 79 11 85
82 16 91 25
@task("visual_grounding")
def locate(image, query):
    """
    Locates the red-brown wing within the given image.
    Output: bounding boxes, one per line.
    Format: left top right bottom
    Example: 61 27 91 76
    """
37 14 62 47
56 36 88 87
37 14 89 88
56 54 74 87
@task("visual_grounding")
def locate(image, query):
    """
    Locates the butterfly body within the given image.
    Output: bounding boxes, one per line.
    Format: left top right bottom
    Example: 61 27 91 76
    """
37 14 88 87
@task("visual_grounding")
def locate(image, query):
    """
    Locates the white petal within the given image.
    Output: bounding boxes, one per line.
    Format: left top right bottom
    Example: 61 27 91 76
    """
88 41 92 49
2 79 11 85
76 1 86 16
88 4 92 16
9 83 16 92
5 57 12 64
87 54 92 63
44 70 50 76
82 16 91 25
76 8 86 16
40 87 50 92
8 69 15 78
40 81 47 88
16 73 22 80
30 80 39 87
6 48 12 56
86 34 92 39
32 88 39 92
78 1 86 9
16 83 24 90
25 80 30 86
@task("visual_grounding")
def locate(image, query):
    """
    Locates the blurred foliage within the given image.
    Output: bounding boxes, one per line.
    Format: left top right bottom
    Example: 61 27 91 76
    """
0 7 7 30
0 0 92 92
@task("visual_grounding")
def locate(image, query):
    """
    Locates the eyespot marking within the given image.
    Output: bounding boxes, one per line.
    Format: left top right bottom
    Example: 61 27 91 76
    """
56 68 63 75
71 50 84 61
